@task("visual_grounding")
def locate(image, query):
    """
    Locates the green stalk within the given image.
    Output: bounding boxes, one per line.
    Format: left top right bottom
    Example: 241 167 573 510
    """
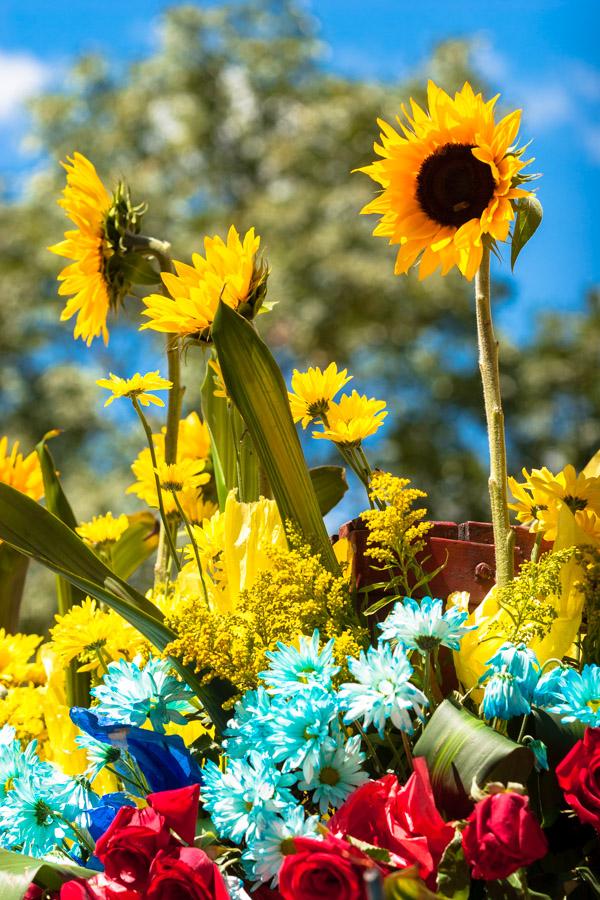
171 488 209 605
475 244 514 586
131 398 180 574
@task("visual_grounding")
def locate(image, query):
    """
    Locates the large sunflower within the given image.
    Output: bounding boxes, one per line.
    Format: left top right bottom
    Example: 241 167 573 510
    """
358 81 533 280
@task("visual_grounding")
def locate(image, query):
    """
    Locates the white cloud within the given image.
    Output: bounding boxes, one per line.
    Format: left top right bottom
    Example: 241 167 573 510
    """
0 50 50 122
519 83 572 130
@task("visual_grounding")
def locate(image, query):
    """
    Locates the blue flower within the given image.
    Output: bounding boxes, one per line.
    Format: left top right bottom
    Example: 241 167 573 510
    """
545 664 600 726
298 734 368 813
482 643 541 703
200 753 297 844
85 792 136 842
259 630 339 697
523 738 549 772
75 731 123 782
267 689 339 781
482 671 531 720
70 707 202 793
338 642 428 737
378 596 475 654
223 687 276 759
91 657 195 733
245 805 321 887
0 733 52 803
533 665 571 708
0 772 76 856
52 774 99 828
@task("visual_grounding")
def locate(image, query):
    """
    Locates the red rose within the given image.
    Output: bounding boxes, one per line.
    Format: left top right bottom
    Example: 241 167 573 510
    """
145 846 230 899
147 783 200 845
556 727 600 832
60 873 140 898
94 805 175 891
279 834 373 900
329 758 453 880
462 791 548 880
26 888 57 899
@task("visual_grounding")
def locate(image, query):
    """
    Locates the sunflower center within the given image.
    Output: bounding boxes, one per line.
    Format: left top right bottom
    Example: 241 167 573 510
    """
416 143 496 228
564 494 587 513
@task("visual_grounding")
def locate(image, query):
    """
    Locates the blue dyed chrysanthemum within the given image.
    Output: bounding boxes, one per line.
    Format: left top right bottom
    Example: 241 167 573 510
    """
267 688 339 782
200 753 297 844
0 771 77 856
545 664 600 726
533 665 571 708
338 642 428 737
298 734 368 813
0 731 51 804
223 687 277 759
91 657 195 732
482 643 540 702
75 731 123 781
378 596 475 654
245 805 321 887
259 630 339 697
482 671 531 720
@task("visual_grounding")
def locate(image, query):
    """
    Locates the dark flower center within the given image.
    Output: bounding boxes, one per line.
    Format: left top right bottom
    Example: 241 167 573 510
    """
416 143 496 228
564 494 587 513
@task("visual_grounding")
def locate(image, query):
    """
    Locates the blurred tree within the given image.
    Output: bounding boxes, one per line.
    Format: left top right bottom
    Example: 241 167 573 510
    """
0 1 597 630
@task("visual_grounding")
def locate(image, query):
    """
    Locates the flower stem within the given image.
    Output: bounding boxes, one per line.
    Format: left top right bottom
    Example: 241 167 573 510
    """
171 488 209 605
132 397 180 574
475 244 514 586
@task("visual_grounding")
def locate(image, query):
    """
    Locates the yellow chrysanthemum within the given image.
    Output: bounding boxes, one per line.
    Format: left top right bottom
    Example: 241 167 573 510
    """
156 459 210 494
48 153 114 346
288 363 353 428
140 226 265 339
0 685 47 744
49 597 144 674
508 466 556 534
179 492 218 527
358 81 534 281
0 436 44 501
0 629 44 687
512 464 600 542
76 512 129 546
96 371 173 407
158 412 211 462
312 391 387 446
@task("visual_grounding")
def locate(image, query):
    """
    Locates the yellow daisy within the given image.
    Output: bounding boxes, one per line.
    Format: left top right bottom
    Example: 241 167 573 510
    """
530 464 600 541
313 390 387 446
179 492 218 527
76 512 129 546
508 467 556 533
288 363 353 428
156 459 210 495
49 597 144 674
48 153 114 346
0 629 44 687
140 226 267 340
0 436 44 501
96 371 173 407
153 412 211 462
358 81 534 280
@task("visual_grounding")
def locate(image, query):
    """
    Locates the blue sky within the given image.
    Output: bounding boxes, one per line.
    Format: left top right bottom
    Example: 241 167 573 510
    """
0 0 598 335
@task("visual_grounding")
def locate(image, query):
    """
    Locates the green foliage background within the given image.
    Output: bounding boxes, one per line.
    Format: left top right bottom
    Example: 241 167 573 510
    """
0 1 597 629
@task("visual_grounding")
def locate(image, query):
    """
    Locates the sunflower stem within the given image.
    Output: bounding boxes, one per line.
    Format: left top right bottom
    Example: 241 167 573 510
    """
475 245 514 586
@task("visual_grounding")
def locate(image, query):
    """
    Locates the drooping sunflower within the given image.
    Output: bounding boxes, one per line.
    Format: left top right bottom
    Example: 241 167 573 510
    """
140 226 268 341
358 81 534 280
49 153 144 346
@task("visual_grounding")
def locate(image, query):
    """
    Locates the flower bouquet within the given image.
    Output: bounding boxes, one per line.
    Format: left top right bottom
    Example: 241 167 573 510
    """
0 81 599 900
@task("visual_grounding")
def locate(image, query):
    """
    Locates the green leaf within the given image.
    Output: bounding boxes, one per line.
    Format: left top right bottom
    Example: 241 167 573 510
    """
346 834 392 863
485 870 551 900
201 359 259 506
413 698 534 819
436 829 470 900
35 431 89 706
510 196 543 270
212 302 339 574
0 542 29 633
120 251 162 284
309 465 348 516
574 867 600 895
384 867 448 899
527 707 582 828
0 848 92 899
110 512 159 579
0 483 233 734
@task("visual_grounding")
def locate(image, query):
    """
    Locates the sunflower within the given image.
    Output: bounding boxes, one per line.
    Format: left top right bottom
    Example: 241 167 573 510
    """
358 81 534 280
140 226 268 341
49 153 144 346
288 363 352 428
312 391 387 446
0 437 43 502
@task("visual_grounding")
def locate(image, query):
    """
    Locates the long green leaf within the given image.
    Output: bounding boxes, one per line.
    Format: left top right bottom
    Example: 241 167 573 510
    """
0 543 29 633
413 698 534 819
0 848 92 899
511 196 543 270
0 484 232 733
310 465 348 516
212 302 339 573
110 512 159 580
